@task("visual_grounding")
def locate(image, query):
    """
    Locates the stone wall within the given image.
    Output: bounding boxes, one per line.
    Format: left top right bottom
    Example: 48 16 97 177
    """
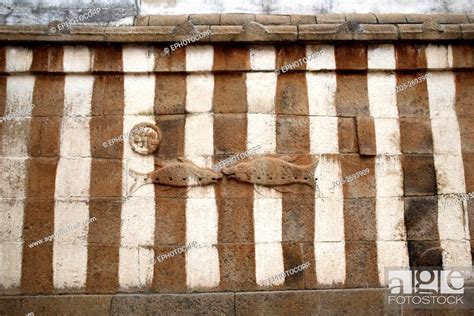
0 12 474 315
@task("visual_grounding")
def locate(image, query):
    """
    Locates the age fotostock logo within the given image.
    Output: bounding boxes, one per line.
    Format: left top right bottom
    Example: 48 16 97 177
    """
386 268 472 309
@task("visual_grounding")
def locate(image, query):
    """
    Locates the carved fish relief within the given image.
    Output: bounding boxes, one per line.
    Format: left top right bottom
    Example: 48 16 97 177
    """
221 156 318 188
129 157 222 194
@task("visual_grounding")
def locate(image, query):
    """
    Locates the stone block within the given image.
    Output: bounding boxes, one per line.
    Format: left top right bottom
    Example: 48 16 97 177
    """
344 241 379 287
221 14 256 25
404 196 439 241
398 24 461 40
451 44 474 68
215 197 254 243
290 15 316 25
213 46 251 71
316 14 345 23
375 13 407 23
154 73 186 114
344 198 377 241
154 114 185 157
275 72 309 115
216 243 256 291
134 16 149 26
189 14 220 25
89 158 123 198
345 13 377 24
338 117 359 153
401 154 437 196
149 15 189 26
88 198 123 244
339 155 376 198
214 114 248 153
356 116 376 156
335 73 370 117
400 117 433 154
256 15 290 25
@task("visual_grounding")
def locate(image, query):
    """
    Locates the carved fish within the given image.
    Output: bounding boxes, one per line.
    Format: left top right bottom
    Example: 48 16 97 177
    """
221 156 318 188
129 157 222 194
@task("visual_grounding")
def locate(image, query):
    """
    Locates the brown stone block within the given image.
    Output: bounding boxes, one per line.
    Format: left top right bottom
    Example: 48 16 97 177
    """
217 243 256 291
26 158 58 197
213 46 250 71
88 198 122 244
407 241 441 267
86 244 119 293
346 13 377 24
216 195 254 244
463 153 474 192
18 295 112 315
451 44 474 68
256 15 290 25
282 242 305 289
89 116 124 159
457 118 474 153
398 24 461 41
89 158 123 198
149 15 189 26
282 198 314 242
401 155 437 196
335 73 369 117
335 44 367 70
396 72 430 117
134 16 149 26
319 289 385 315
455 71 474 117
22 198 55 241
461 24 474 40
338 117 359 153
155 73 186 114
32 75 65 116
91 75 125 116
155 45 186 72
275 72 309 115
375 13 407 23
301 242 317 288
275 45 306 70
154 197 186 245
31 46 63 72
400 117 433 153
344 241 379 287
28 117 61 157
316 14 346 23
290 15 316 25
339 155 375 198
154 114 185 157
151 244 187 292
0 47 5 72
190 14 220 25
276 115 310 154
213 73 247 113
404 196 439 241
344 198 377 241
92 45 123 72
214 114 247 154
21 241 53 294
395 44 427 70
356 116 376 156
111 293 234 315
220 14 255 25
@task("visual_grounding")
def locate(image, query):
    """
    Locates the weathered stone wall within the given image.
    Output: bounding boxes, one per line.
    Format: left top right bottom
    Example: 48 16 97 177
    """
0 42 473 296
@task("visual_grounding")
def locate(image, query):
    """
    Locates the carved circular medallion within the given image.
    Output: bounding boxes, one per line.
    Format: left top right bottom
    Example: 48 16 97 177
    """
129 122 162 155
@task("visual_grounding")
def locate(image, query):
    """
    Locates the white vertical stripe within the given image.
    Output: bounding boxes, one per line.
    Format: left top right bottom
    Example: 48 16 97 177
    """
307 51 345 284
247 59 284 286
368 47 409 285
307 72 337 116
53 75 93 290
119 74 156 288
5 47 33 72
184 75 220 288
249 46 276 70
306 45 335 70
63 46 91 72
426 44 450 69
185 45 214 72
0 75 34 289
122 45 155 72
426 70 472 268
367 44 395 70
